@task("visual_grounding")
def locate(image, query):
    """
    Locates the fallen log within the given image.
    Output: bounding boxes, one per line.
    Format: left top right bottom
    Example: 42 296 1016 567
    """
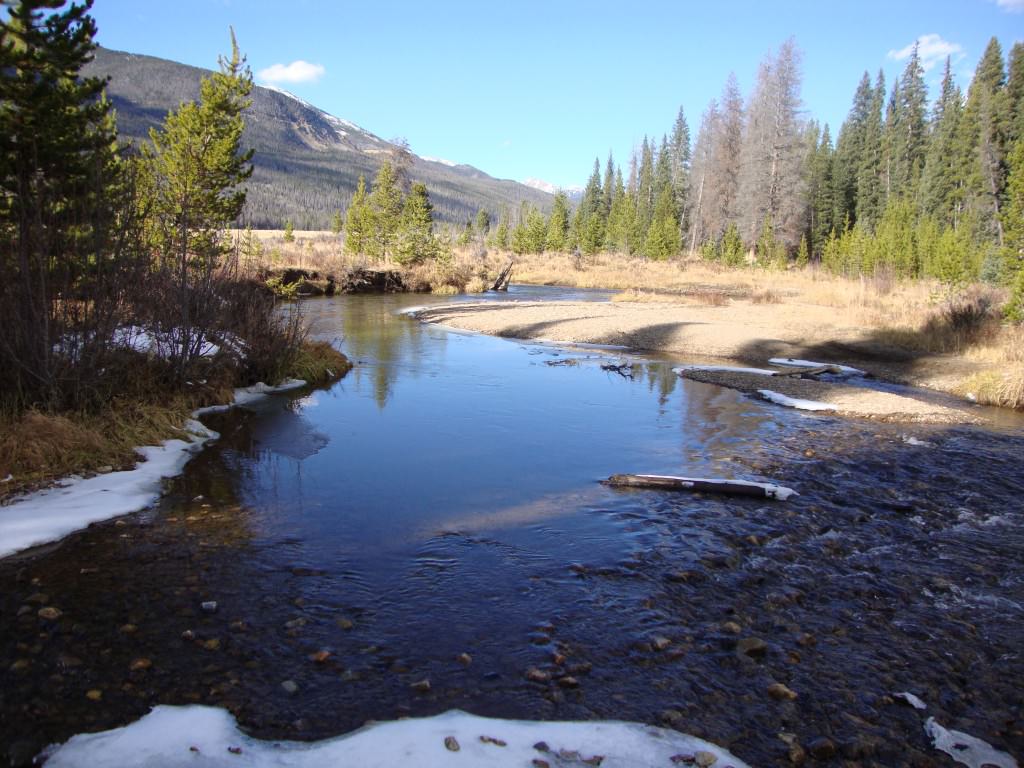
490 261 514 291
771 364 843 378
602 474 797 501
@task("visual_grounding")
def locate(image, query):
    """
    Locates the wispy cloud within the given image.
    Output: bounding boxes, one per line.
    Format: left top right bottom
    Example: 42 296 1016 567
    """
887 33 964 73
499 139 512 148
257 60 325 85
995 0 1024 12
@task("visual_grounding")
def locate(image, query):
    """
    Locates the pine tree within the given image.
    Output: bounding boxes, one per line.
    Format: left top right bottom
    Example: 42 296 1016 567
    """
395 182 436 265
344 175 371 255
1007 42 1024 144
807 124 835 255
644 186 681 259
578 158 605 254
142 29 253 378
855 70 886 229
367 161 403 259
545 192 570 252
669 105 691 230
283 219 295 242
475 208 491 234
894 42 928 198
331 210 343 235
1001 137 1024 307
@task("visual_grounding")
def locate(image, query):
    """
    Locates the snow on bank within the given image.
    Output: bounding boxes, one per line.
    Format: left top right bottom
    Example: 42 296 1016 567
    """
41 705 752 768
769 357 865 376
0 380 306 560
924 717 1018 768
0 422 217 559
757 389 838 412
674 364 778 376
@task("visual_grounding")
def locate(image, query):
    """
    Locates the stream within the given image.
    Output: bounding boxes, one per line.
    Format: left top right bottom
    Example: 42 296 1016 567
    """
2 286 1023 766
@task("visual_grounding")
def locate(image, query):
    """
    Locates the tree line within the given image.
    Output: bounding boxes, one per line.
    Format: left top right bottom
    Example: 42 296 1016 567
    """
0 0 302 414
503 37 1024 318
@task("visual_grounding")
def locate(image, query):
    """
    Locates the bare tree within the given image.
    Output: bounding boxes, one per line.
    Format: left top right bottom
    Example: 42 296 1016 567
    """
736 39 807 251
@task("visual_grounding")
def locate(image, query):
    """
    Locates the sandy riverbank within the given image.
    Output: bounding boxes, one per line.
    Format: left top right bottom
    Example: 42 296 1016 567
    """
410 300 986 423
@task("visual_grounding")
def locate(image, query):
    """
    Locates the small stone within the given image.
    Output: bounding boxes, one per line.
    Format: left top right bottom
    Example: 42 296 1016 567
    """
80 567 99 575
661 709 685 726
670 756 696 765
410 678 431 693
552 652 567 665
525 667 550 683
803 449 815 458
129 657 152 672
768 682 798 701
444 735 460 752
38 606 63 621
281 679 299 694
97 465 113 473
652 636 672 651
479 735 507 746
558 750 580 760
557 675 579 688
456 652 472 666
532 761 551 768
736 637 767 659
181 629 195 641
203 638 220 651
17 605 32 617
119 623 138 634
200 601 218 613
567 661 592 675
694 751 717 767
310 650 331 663
806 737 836 760
58 653 83 669
85 689 102 701
10 659 30 673
26 592 49 605
721 621 741 634
285 618 307 630
533 741 550 753
582 757 605 766
745 535 761 546
335 617 354 630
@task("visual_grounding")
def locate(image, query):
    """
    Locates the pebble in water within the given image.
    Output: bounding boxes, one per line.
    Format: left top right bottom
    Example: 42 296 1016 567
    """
768 682 798 701
443 735 460 752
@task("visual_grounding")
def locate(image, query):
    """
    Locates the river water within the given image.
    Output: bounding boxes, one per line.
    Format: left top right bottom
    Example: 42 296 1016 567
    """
2 287 1023 766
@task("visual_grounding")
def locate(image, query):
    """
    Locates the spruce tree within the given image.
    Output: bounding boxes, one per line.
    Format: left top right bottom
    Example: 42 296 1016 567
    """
833 72 874 229
331 210 343 235
921 58 966 227
855 70 886 229
283 219 295 242
669 105 691 227
895 42 928 198
808 124 835 255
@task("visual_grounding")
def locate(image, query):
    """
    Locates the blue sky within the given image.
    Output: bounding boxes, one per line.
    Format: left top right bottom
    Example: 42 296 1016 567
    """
87 0 1023 189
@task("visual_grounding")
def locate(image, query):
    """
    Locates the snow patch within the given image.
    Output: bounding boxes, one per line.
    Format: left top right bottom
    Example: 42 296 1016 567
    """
1 379 307 560
422 155 459 167
757 389 838 412
902 435 933 447
924 717 1018 768
894 691 928 710
0 424 216 559
769 357 865 375
674 365 778 376
41 705 752 768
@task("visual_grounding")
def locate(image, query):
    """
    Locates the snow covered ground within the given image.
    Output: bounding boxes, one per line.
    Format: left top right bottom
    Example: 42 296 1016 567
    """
41 705 752 768
0 380 306 560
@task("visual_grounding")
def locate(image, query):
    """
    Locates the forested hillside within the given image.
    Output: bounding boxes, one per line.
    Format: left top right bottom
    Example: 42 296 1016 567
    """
85 48 552 229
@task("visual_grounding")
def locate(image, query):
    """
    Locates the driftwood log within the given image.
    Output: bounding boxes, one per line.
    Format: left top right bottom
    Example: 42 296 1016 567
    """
602 474 796 500
771 364 844 378
490 261 514 291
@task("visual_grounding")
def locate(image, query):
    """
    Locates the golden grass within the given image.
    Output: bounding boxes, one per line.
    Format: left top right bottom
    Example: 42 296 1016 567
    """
289 340 353 385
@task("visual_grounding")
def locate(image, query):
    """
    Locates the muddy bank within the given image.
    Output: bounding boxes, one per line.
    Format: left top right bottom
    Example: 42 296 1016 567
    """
411 300 988 422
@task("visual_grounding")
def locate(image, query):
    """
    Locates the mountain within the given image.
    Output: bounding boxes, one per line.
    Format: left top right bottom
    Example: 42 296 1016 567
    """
522 178 585 203
84 48 553 228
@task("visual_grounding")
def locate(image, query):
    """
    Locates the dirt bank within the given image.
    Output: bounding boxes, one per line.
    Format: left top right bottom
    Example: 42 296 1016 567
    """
411 300 985 423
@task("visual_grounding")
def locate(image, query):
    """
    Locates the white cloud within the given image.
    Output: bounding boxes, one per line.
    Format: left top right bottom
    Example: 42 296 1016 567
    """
995 0 1024 12
257 60 325 85
887 33 964 73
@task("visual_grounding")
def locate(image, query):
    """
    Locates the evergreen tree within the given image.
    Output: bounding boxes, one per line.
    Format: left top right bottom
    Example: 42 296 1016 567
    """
921 58 967 227
475 207 491 234
331 210 343 235
141 30 253 378
367 160 403 259
961 37 1009 246
669 105 691 229
1001 137 1024 302
578 158 605 254
489 208 510 250
0 0 126 406
833 72 874 229
644 186 681 259
601 152 616 218
635 137 655 236
395 181 436 265
525 205 547 254
807 123 835 255
1007 42 1024 144
283 219 295 242
855 70 886 229
545 192 570 251
344 175 371 255
894 42 928 198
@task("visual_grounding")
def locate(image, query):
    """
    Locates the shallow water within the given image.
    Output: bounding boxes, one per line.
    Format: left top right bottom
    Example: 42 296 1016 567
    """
2 288 1023 766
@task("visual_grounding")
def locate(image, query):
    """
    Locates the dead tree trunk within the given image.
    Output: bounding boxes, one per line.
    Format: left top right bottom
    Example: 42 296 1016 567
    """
490 261 513 291
602 474 796 500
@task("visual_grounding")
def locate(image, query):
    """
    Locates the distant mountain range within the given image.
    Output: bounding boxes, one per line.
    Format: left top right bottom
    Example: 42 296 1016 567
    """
85 48 553 228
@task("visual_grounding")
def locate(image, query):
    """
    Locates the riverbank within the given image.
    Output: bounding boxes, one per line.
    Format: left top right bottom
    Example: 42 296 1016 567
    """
0 341 350 503
408 300 993 423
